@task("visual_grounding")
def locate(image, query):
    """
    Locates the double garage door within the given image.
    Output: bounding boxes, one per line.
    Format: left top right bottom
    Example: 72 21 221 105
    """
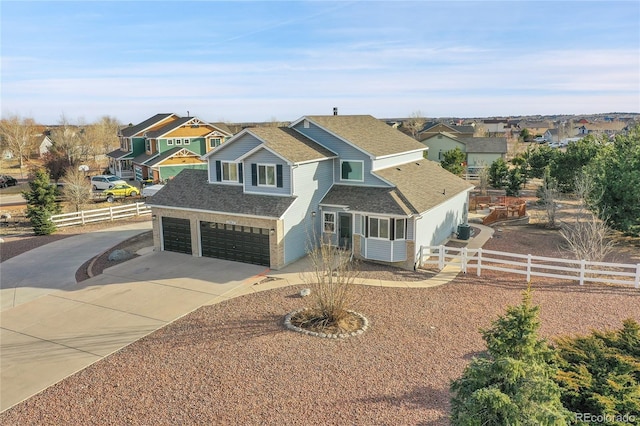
200 221 270 267
160 217 270 266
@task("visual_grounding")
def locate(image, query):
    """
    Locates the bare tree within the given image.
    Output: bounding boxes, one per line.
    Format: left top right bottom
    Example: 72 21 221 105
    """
61 166 93 212
403 110 426 140
539 169 559 228
50 115 91 165
478 165 490 196
90 115 121 157
559 173 615 262
294 232 361 332
0 114 39 175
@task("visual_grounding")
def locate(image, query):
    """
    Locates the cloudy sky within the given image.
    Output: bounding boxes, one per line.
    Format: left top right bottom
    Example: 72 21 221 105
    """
2 0 639 125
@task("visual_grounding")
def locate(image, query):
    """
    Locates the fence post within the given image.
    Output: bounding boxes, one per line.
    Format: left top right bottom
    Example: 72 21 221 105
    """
136 202 141 215
81 210 85 225
461 247 467 274
109 206 114 221
418 246 423 268
579 259 586 285
526 254 532 282
635 264 640 289
476 248 482 277
438 245 445 270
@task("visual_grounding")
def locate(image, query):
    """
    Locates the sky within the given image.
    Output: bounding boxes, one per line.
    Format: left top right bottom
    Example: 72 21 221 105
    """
2 0 639 125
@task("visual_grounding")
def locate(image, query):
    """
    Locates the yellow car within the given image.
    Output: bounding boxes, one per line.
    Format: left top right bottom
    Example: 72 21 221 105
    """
103 183 139 202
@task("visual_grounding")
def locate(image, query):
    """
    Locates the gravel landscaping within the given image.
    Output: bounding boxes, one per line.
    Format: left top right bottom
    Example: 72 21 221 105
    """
1 220 639 425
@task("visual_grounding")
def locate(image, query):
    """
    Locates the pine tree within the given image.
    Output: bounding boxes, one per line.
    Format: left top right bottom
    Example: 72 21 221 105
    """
22 168 61 235
450 289 571 425
554 319 640 425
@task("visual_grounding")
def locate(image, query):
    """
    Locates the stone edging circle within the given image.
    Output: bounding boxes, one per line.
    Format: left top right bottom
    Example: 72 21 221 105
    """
284 308 369 339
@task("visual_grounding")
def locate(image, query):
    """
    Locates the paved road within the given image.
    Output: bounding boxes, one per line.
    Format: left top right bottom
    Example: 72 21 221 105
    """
0 221 153 311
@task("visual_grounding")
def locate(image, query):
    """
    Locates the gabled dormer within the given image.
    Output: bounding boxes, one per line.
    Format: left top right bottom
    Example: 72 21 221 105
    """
118 113 178 153
289 115 427 187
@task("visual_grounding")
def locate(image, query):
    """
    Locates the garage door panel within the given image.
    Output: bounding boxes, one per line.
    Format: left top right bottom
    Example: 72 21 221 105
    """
162 217 192 255
200 222 270 266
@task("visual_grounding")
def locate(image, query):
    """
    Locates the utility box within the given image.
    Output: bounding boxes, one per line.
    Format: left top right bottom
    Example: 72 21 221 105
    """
457 224 471 240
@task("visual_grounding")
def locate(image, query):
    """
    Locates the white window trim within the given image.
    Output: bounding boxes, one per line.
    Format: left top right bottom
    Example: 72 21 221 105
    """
368 216 389 240
258 163 276 187
323 212 336 234
221 161 238 182
340 160 364 182
176 139 182 145
209 137 222 149
167 139 174 146
184 138 190 145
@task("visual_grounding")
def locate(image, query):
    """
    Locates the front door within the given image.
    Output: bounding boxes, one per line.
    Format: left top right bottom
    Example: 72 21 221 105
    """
338 213 352 249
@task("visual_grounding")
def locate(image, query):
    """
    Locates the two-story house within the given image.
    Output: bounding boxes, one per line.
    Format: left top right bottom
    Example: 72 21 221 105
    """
148 115 474 270
107 113 232 182
421 132 507 171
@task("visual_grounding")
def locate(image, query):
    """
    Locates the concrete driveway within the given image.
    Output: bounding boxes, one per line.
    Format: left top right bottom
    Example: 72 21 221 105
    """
1 251 268 412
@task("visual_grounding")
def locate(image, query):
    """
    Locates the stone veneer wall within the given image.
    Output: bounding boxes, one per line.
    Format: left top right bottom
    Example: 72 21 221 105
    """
151 207 284 269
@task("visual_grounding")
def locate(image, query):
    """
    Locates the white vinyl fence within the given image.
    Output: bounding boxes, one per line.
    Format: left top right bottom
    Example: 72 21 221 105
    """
50 202 151 227
419 245 640 288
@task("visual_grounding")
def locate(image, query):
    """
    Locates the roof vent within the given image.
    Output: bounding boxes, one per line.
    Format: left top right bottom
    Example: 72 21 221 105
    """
415 162 421 165
396 167 401 171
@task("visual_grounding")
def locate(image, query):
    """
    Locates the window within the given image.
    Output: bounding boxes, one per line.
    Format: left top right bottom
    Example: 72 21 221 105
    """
369 217 389 239
394 218 406 240
258 164 276 186
222 162 238 182
167 139 174 146
176 139 182 145
341 160 364 181
183 138 190 145
438 150 443 160
145 139 152 152
303 119 309 129
323 212 335 233
209 138 221 149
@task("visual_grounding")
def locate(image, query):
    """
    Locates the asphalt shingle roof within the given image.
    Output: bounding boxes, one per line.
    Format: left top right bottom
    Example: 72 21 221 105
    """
458 137 507 154
148 169 296 218
304 115 426 158
320 185 414 216
145 117 193 138
247 127 336 163
106 148 134 159
119 113 175 138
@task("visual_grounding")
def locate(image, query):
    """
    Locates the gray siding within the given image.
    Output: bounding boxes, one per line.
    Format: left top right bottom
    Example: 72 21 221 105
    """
207 134 262 182
293 121 389 187
244 149 291 195
282 159 334 265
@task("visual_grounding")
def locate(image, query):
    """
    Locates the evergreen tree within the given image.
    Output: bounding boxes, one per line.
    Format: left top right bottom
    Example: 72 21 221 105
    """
450 289 571 425
505 166 526 197
488 158 509 189
441 147 466 176
22 169 61 235
554 319 640 425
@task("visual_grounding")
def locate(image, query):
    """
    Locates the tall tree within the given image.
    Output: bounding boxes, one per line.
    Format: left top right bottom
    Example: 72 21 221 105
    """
450 289 571 425
440 147 466 176
403 111 426 140
0 115 39 174
62 166 93 212
488 157 509 189
587 125 640 236
22 169 61 235
550 134 604 193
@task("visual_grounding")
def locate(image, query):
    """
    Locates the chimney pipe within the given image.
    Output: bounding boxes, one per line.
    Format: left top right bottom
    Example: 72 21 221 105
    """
333 107 338 116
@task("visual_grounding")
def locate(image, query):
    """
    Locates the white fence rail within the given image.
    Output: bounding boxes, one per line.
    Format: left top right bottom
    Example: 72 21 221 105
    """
50 202 151 227
419 245 640 288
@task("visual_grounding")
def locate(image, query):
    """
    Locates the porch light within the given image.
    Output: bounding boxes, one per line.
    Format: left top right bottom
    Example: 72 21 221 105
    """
311 211 316 217
270 229 275 235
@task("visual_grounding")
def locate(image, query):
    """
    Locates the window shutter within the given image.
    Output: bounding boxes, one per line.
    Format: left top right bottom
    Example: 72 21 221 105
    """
238 163 243 183
215 160 221 182
390 219 395 241
276 164 283 188
365 216 369 238
251 164 257 186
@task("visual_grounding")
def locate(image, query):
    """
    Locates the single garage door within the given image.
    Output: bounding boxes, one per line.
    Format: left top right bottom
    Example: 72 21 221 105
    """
200 222 270 266
162 217 192 254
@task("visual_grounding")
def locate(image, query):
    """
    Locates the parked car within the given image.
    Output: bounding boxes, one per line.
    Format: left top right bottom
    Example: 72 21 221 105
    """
0 175 18 187
90 175 126 190
533 136 546 144
141 184 165 198
548 142 561 149
103 183 139 202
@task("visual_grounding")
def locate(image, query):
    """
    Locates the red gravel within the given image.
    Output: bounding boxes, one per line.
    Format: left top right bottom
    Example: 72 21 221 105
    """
1 222 639 425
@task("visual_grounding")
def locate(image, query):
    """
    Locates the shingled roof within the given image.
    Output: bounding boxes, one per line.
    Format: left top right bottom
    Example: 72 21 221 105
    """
320 185 415 216
246 127 336 164
303 115 426 158
119 113 175 138
147 169 296 218
458 137 507 154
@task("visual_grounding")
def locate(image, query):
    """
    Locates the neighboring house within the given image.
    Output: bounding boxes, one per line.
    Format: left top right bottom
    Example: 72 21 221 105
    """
543 128 559 143
482 118 510 135
108 113 232 182
38 135 53 157
148 115 474 270
418 121 475 141
421 132 507 170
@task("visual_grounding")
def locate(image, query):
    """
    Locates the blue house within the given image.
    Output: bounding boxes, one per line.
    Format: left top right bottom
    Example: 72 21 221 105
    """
148 115 474 269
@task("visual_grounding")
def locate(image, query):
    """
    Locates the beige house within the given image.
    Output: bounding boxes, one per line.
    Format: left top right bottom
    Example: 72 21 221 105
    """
422 132 507 170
